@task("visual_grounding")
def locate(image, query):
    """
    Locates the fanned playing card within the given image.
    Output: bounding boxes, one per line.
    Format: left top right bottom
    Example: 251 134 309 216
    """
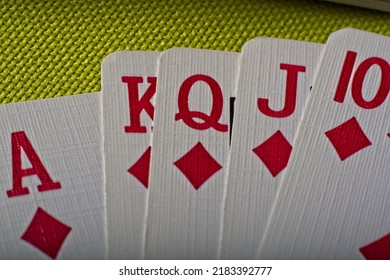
0 93 105 259
259 28 390 259
145 48 239 259
220 38 323 259
102 51 160 259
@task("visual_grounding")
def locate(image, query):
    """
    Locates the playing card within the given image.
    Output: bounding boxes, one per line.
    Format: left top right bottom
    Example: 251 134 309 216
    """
219 38 323 259
321 0 390 12
102 51 160 259
0 93 105 259
259 28 390 259
145 48 239 259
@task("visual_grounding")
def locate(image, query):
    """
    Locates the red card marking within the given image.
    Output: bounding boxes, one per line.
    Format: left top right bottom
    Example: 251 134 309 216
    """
128 146 151 189
252 130 292 177
7 131 61 198
325 117 372 161
174 142 222 190
21 207 71 259
359 232 390 260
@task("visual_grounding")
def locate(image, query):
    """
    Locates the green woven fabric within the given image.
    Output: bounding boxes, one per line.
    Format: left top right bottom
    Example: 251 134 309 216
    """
1 0 390 103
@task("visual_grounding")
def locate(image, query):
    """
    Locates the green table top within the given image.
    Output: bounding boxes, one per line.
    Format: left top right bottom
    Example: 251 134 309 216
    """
1 0 389 103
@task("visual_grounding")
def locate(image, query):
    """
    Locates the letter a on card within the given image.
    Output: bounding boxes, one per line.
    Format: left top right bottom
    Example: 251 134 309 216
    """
220 38 323 259
0 93 105 259
145 48 239 259
102 51 160 259
259 29 390 259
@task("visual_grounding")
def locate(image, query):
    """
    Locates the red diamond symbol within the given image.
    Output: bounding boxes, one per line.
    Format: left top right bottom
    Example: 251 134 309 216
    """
174 142 222 190
359 232 390 260
325 117 372 161
252 130 292 177
128 146 151 189
388 133 390 138
21 207 72 259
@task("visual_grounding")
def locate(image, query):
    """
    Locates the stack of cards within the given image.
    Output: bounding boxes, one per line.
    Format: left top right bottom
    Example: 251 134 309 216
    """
0 28 389 260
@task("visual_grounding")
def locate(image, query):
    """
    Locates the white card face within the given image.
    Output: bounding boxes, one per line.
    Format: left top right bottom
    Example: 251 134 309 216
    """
145 48 239 259
259 29 390 259
102 51 160 259
220 38 324 259
0 93 105 259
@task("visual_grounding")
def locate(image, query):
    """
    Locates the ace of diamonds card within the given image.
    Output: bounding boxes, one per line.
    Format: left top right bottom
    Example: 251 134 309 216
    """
0 93 105 259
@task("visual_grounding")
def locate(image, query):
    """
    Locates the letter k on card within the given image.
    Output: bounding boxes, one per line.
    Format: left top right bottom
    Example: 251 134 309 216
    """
145 48 239 259
102 51 160 259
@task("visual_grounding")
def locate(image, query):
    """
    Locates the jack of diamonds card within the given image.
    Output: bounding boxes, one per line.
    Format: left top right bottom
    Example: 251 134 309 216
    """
259 29 390 259
145 48 239 259
0 93 105 259
102 51 160 259
219 38 323 259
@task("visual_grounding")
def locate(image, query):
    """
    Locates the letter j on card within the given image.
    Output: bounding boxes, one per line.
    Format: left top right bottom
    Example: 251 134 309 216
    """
220 38 323 259
259 29 390 260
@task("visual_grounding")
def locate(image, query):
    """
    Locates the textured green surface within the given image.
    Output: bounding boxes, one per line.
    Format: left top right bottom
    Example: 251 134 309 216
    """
1 0 390 103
